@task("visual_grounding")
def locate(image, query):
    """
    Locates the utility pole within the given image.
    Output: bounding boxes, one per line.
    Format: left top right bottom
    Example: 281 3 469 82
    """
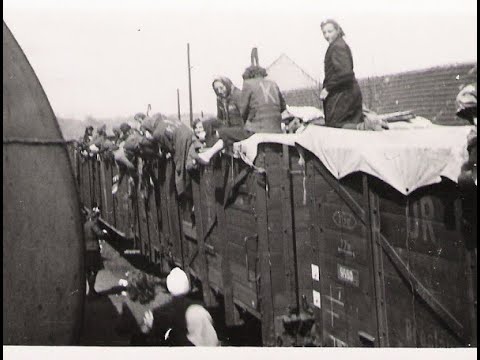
187 43 193 127
177 89 181 121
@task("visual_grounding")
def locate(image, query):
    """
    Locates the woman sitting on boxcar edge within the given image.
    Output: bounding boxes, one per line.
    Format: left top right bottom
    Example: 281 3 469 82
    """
194 77 246 165
141 267 219 346
320 19 388 131
197 57 287 164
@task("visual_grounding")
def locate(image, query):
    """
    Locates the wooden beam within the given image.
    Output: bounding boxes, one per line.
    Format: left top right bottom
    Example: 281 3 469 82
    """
255 151 275 346
191 171 216 306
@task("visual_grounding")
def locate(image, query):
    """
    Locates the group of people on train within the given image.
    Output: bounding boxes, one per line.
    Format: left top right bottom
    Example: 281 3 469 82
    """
77 18 476 348
76 18 477 194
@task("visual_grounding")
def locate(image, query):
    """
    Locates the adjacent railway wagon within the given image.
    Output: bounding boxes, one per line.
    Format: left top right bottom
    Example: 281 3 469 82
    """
3 22 84 344
72 139 477 348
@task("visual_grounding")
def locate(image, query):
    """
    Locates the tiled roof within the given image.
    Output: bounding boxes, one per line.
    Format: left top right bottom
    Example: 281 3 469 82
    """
281 62 477 125
283 87 322 108
359 63 477 125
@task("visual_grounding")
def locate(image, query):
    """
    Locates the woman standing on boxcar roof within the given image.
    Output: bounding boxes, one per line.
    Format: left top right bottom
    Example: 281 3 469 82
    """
320 19 363 128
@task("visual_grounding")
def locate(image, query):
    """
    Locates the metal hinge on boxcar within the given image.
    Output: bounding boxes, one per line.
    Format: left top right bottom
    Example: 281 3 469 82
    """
276 295 320 346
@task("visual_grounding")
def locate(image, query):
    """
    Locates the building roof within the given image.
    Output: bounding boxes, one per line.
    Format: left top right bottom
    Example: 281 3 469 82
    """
282 88 322 109
278 59 477 125
359 62 477 125
266 53 319 91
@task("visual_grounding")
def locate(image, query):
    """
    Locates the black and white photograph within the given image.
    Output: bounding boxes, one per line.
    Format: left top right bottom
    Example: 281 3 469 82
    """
3 0 477 356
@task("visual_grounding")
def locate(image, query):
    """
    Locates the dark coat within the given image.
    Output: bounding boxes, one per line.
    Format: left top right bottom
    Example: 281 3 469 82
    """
152 119 194 196
239 78 286 133
213 77 244 128
84 218 103 271
323 37 363 128
150 295 196 346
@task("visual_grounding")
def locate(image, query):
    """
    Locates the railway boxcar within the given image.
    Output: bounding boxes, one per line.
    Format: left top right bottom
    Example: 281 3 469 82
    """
76 129 477 348
3 22 84 344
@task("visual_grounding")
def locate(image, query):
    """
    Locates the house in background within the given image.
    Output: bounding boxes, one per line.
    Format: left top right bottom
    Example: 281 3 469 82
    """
267 53 476 125
266 54 323 109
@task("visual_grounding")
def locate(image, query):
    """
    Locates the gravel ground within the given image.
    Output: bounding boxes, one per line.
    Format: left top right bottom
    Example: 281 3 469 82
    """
79 237 262 346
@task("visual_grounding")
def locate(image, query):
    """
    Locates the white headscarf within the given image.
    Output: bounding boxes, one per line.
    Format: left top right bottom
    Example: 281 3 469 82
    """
166 267 190 296
185 304 219 346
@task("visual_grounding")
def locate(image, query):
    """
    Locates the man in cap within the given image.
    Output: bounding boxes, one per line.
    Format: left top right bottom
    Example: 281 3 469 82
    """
141 267 219 346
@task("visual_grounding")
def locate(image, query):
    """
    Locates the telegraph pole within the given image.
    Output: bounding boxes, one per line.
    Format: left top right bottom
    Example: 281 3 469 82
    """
187 43 193 127
177 89 181 121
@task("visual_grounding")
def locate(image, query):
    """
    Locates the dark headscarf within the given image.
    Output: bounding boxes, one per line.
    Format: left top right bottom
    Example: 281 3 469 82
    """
212 76 234 98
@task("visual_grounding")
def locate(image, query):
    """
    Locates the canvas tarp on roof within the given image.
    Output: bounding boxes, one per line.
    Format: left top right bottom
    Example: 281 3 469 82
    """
233 124 473 195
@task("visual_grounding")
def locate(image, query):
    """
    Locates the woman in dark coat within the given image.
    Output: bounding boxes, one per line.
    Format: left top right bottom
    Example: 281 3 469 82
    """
320 19 363 128
141 268 219 346
213 76 243 128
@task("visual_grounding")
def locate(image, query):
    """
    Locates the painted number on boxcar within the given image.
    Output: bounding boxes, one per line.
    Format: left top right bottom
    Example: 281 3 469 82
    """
333 210 357 230
337 264 359 287
409 197 436 244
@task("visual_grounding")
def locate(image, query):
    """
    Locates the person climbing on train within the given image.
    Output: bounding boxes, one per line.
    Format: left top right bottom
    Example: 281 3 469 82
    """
112 126 121 143
84 206 106 297
134 112 147 125
197 49 286 164
212 76 248 148
184 116 225 171
88 124 108 155
119 122 132 142
83 125 94 144
141 114 195 196
141 267 219 346
78 126 94 157
112 123 137 195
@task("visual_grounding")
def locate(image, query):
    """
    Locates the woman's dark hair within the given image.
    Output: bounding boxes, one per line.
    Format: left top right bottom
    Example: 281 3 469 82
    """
126 270 157 304
320 19 345 37
242 65 268 80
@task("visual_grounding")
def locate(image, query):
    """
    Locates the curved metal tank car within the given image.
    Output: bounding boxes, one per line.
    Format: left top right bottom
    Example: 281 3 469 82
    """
3 21 84 344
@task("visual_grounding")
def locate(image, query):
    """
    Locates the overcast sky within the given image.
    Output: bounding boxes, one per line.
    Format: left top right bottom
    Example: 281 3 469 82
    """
3 0 477 120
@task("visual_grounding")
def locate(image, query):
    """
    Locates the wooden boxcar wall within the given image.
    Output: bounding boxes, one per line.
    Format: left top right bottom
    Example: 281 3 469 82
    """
304 150 477 347
74 142 476 348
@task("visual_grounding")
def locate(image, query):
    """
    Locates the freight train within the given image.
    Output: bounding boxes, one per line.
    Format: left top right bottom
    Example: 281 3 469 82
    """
70 133 477 347
3 19 476 347
3 22 84 345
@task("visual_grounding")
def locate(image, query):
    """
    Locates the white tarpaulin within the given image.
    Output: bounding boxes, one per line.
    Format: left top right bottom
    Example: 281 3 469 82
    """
233 125 473 195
